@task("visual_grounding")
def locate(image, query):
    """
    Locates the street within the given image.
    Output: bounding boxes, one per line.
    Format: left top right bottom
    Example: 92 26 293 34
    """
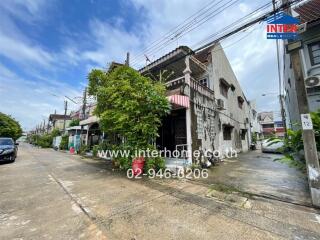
1 143 320 240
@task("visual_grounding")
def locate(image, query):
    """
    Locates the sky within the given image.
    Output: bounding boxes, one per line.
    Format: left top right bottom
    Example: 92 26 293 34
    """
0 0 284 131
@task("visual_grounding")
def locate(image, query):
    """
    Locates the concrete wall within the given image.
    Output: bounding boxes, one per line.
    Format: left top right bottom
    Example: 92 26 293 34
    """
53 119 71 131
209 43 250 155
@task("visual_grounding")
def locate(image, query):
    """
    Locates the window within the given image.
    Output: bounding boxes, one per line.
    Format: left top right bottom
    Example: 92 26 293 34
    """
238 96 244 109
219 78 229 98
308 41 320 66
241 129 247 140
223 125 233 140
252 110 257 119
199 78 208 87
288 78 291 88
263 124 274 128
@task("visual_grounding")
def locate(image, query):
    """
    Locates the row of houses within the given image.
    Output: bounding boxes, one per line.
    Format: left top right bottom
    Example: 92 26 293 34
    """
40 42 264 164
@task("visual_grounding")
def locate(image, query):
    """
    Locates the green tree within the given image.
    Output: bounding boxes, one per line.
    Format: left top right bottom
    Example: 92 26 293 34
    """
88 66 170 169
0 112 22 140
69 119 80 127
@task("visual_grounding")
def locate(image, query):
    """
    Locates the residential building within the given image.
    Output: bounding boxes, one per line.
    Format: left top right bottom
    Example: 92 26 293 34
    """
283 0 320 130
258 111 284 138
258 111 275 138
139 43 254 164
48 114 72 132
248 100 262 141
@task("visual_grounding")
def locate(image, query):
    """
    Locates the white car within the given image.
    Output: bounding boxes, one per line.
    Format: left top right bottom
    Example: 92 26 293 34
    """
261 139 284 153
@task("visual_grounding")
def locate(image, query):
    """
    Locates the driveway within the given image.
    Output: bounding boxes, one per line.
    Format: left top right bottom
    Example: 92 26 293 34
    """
198 150 310 205
0 144 319 240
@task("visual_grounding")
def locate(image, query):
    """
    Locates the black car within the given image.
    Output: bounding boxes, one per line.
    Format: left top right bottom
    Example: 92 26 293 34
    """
0 138 18 163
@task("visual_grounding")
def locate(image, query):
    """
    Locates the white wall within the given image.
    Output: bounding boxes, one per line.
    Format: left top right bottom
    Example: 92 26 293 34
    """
208 43 251 155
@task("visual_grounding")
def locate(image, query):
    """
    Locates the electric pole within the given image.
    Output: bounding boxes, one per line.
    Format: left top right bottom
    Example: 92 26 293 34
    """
63 100 68 132
272 0 287 137
282 0 320 207
290 49 320 207
125 52 130 66
82 87 87 120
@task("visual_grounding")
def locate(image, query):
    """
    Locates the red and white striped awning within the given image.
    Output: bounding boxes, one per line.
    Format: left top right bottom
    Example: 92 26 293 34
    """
167 95 190 108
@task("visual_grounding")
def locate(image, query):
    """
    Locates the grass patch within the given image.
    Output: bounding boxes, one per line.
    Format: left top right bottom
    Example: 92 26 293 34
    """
274 156 306 172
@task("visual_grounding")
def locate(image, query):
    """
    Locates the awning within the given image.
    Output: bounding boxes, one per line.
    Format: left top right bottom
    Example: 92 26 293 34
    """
79 116 99 126
167 95 190 108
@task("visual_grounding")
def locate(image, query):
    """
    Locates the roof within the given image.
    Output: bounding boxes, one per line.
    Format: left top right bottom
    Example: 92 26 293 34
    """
49 114 72 121
266 12 300 24
194 45 215 64
258 112 274 122
139 46 193 73
294 0 320 24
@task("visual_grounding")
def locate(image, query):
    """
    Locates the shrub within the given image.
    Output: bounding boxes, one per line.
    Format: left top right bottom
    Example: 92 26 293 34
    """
79 144 89 155
37 134 53 148
92 145 99 157
59 135 69 150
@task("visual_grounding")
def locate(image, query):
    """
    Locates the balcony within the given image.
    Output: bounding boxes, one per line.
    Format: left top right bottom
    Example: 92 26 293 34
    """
164 76 214 100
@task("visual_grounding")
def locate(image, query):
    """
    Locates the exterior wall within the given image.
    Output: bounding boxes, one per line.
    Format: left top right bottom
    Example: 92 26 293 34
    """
209 43 250 154
248 100 262 140
53 119 71 131
284 23 320 130
190 87 218 156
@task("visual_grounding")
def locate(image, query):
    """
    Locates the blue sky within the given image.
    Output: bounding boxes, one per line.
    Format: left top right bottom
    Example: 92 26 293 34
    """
0 0 283 130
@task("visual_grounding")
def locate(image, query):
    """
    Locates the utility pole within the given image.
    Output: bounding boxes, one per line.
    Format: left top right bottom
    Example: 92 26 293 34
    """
290 49 320 207
80 87 87 147
82 87 87 120
63 100 68 132
125 52 130 66
281 0 320 207
272 0 287 137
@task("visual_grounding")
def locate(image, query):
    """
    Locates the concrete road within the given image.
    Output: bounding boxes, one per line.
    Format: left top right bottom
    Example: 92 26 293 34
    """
198 150 310 205
0 144 320 240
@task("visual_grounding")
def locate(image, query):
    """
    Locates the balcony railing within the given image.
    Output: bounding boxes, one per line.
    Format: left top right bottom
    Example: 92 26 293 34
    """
190 77 215 99
164 76 215 100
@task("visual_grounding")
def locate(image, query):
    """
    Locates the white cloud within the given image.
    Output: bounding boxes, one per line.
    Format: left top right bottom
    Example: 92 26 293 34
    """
127 0 279 112
0 34 54 67
80 19 141 67
0 63 82 130
0 0 281 129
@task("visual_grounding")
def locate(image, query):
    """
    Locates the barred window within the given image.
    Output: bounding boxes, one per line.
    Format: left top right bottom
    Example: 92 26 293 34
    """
308 41 320 66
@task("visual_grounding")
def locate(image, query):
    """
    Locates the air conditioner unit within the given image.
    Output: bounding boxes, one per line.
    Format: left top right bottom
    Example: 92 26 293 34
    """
305 75 320 88
217 99 224 109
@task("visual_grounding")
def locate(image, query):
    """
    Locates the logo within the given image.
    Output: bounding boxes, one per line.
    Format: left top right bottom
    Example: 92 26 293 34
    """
266 12 300 39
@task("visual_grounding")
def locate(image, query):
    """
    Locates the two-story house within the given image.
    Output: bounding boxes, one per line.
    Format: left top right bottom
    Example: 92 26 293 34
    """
139 42 253 164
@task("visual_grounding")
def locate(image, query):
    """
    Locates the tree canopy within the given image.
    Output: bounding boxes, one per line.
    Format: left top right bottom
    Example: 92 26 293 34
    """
0 112 22 140
88 66 170 149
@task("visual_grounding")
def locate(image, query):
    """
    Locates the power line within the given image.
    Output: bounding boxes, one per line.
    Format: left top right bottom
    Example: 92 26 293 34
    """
131 0 242 67
130 0 224 65
132 1 273 69
138 0 301 73
192 2 272 48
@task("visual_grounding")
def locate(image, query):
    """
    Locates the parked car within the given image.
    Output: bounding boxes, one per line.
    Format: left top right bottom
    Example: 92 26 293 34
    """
261 139 284 153
0 138 18 163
